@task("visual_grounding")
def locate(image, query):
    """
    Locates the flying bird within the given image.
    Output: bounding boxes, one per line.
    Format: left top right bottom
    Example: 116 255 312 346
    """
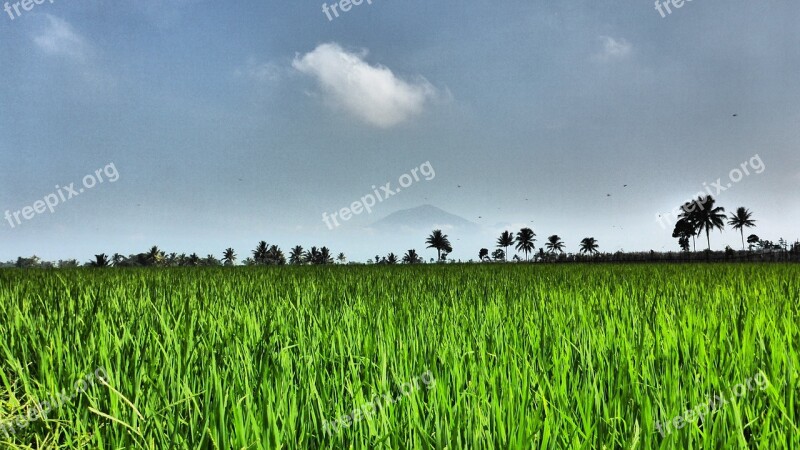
732 114 738 117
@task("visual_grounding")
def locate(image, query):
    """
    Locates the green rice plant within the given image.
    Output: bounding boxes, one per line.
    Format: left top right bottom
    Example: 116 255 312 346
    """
0 264 798 449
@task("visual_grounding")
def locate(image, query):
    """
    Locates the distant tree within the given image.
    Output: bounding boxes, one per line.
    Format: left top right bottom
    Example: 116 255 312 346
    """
690 196 726 250
478 248 489 261
57 259 80 268
496 231 514 262
187 253 201 266
289 246 305 265
222 248 237 266
747 234 760 251
88 254 110 268
204 254 221 266
672 219 696 252
112 253 125 267
146 246 165 267
337 252 346 264
402 249 423 264
515 228 536 261
677 201 700 251
728 207 756 250
579 237 599 255
319 247 334 265
678 236 690 252
386 253 398 264
425 230 452 262
253 241 269 264
545 235 565 254
491 249 505 261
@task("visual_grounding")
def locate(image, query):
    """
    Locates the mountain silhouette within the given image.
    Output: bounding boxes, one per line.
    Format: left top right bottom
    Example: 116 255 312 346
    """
370 205 479 232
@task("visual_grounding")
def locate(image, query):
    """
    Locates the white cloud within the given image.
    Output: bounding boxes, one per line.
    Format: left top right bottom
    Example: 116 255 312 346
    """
235 57 282 83
33 15 90 63
593 36 632 63
292 43 439 128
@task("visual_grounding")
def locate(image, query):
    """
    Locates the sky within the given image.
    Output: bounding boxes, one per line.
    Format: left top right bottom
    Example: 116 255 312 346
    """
1 0 799 263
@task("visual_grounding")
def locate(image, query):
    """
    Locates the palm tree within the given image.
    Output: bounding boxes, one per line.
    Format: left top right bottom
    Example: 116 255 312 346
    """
336 252 346 264
425 230 452 262
319 247 334 265
111 253 125 267
187 253 200 267
496 231 514 262
289 246 304 265
89 254 110 268
693 196 726 250
253 241 269 264
579 237 599 255
222 248 236 266
402 249 422 264
146 246 165 266
727 207 756 250
545 235 565 254
515 228 536 261
386 253 398 264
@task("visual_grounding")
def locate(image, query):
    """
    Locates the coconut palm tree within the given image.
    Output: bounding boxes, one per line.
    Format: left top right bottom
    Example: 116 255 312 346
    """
319 247 334 265
515 228 536 261
496 231 514 261
425 230 452 262
146 246 165 267
289 246 304 265
545 235 565 254
403 249 422 264
728 207 756 250
89 254 110 268
222 248 236 266
337 252 346 264
252 241 269 264
386 253 398 264
579 237 599 255
693 196 726 250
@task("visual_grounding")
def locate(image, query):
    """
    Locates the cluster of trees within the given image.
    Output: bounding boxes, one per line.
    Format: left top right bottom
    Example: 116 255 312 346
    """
671 196 795 254
2 196 796 268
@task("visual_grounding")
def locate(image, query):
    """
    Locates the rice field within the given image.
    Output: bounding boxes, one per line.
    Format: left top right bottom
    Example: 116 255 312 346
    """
1 264 798 449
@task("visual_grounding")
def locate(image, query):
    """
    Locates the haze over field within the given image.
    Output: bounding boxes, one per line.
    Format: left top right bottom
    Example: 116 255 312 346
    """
1 0 799 262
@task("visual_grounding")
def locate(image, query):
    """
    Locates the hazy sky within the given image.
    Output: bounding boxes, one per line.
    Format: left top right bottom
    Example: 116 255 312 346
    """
1 0 799 262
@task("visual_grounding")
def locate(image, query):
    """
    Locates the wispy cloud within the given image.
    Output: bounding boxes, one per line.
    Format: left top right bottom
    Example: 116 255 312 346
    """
592 36 632 63
292 43 440 128
32 15 115 98
235 57 282 83
33 15 91 63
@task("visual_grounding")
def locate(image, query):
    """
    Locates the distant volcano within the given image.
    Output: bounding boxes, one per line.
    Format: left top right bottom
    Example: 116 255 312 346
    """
370 205 479 232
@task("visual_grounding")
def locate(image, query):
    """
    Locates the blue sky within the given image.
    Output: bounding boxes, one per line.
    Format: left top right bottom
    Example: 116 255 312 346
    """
1 0 799 262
